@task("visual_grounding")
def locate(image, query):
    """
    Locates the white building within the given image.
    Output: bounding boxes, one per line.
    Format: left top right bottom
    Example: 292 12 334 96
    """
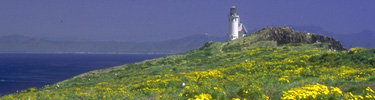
228 6 248 41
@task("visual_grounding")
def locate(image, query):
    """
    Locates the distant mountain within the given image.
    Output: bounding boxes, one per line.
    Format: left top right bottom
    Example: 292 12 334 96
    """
334 30 375 49
2 25 373 54
288 25 335 37
0 34 225 54
290 25 375 49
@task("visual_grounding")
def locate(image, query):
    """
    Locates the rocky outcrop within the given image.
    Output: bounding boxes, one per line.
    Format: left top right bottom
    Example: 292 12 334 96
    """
253 26 346 51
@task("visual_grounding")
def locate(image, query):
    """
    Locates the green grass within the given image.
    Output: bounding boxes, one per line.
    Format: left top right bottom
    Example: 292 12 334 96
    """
2 27 375 99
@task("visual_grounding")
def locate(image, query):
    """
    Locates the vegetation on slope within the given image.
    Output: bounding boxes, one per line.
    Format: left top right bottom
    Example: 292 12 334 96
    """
2 27 375 100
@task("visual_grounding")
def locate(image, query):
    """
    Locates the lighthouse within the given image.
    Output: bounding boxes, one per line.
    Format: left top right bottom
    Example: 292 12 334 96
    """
228 6 248 41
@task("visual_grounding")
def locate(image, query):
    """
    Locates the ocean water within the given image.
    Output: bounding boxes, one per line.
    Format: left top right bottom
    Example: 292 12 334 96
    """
0 53 167 96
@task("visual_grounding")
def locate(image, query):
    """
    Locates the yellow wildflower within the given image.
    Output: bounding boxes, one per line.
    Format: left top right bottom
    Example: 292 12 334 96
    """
185 86 190 90
330 87 343 96
365 93 373 99
191 93 212 100
231 98 240 100
281 83 329 100
366 87 375 93
278 75 289 84
262 94 269 100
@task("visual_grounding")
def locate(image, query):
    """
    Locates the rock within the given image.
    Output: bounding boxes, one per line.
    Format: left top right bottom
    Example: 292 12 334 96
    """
254 26 346 51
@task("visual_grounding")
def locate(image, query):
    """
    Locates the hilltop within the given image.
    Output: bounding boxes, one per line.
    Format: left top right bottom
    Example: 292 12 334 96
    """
222 26 346 52
2 26 375 100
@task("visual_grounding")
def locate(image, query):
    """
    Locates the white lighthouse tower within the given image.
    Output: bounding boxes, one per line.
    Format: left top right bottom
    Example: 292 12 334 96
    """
228 6 248 41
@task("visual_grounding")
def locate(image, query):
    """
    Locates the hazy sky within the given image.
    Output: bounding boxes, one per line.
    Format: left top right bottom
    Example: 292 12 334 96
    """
1 0 374 42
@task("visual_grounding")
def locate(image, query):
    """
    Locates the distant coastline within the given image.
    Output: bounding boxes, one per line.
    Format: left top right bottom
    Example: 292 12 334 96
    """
0 53 167 96
0 34 225 54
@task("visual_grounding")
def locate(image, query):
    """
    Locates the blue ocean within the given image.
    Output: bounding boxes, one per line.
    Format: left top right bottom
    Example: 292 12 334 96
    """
0 53 167 96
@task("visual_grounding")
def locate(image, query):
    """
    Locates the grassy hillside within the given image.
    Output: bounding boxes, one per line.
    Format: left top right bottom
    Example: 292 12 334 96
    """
2 27 375 100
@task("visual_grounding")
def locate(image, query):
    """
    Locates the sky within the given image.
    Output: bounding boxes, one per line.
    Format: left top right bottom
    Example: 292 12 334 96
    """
0 0 374 42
